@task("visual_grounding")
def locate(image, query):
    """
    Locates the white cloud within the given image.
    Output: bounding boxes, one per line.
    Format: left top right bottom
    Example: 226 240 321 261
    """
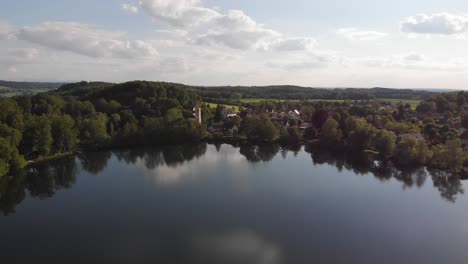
140 0 219 27
265 37 317 52
7 66 17 73
403 52 425 61
0 21 17 40
337 28 387 40
159 57 192 73
139 1 315 52
359 53 468 71
121 3 139 13
266 51 338 71
17 21 158 61
193 10 279 50
8 48 39 60
401 13 468 35
191 230 282 264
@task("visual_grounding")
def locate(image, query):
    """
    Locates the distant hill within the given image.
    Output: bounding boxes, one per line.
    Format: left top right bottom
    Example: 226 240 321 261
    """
0 80 66 97
0 80 445 101
193 85 440 101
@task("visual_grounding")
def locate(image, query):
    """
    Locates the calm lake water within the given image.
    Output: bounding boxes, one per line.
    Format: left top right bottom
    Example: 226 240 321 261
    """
1 143 468 264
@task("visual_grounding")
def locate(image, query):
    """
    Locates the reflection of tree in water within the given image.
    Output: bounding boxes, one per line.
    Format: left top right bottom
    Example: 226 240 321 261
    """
114 143 208 169
306 145 374 175
304 145 464 202
26 157 78 199
0 172 27 215
0 157 79 215
280 145 301 159
214 142 222 152
239 144 280 163
428 169 464 203
78 151 112 175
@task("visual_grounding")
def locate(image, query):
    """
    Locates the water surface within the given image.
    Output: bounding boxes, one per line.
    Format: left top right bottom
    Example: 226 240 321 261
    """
1 144 467 264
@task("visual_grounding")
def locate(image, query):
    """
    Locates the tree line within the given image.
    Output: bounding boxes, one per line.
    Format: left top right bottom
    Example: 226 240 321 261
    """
0 81 206 177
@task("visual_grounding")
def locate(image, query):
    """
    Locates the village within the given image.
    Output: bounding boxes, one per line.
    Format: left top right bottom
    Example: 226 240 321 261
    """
198 94 468 175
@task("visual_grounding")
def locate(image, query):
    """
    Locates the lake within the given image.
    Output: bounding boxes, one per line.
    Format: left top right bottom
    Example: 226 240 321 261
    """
1 143 468 264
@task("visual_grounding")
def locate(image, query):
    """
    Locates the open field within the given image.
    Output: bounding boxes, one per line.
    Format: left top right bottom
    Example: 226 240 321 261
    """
207 103 240 112
240 98 421 108
0 88 52 97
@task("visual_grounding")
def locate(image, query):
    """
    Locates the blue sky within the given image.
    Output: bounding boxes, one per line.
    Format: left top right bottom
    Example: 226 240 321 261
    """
1 0 468 88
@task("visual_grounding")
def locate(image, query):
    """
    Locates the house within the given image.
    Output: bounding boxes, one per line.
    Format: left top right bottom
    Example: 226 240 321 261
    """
299 122 314 130
223 108 237 119
224 124 239 135
288 110 301 121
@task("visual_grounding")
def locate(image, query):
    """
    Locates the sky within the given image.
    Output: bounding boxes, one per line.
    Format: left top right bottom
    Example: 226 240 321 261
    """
1 0 468 89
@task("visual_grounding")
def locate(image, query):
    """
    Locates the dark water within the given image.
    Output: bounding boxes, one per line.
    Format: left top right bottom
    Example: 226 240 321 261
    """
1 144 468 264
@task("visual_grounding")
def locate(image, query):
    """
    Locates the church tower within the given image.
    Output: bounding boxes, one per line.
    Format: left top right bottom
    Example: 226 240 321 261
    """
193 105 202 124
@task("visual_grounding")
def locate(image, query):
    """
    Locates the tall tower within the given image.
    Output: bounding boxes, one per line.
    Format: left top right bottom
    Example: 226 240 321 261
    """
193 105 202 124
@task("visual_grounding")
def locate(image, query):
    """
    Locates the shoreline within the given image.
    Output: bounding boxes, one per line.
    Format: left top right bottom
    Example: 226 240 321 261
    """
27 151 79 166
23 139 465 178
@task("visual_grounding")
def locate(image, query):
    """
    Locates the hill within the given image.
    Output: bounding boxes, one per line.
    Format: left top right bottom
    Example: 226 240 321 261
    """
0 80 65 97
193 85 439 101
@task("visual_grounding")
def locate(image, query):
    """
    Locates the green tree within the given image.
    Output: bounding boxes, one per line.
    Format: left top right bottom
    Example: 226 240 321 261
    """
165 108 183 124
214 104 225 122
430 139 465 173
51 115 78 153
373 129 396 158
79 113 110 148
0 99 24 130
21 115 53 158
244 115 279 142
461 111 468 129
230 92 242 102
320 118 342 147
393 135 432 166
0 123 22 147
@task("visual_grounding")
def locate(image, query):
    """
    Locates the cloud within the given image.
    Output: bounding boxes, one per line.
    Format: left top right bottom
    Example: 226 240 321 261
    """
265 37 317 52
193 10 279 50
266 51 338 71
140 0 219 27
401 13 468 35
7 66 17 73
403 53 425 61
0 21 17 40
16 21 158 61
159 57 192 73
8 48 39 60
337 28 387 40
138 1 315 52
360 53 468 71
191 230 282 264
121 3 139 13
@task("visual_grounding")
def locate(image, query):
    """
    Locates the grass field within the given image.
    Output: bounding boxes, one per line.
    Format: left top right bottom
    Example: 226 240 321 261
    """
207 103 240 112
0 88 51 98
240 98 421 108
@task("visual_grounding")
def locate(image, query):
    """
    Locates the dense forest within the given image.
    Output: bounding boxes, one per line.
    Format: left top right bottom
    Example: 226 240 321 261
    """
194 86 437 100
0 81 206 177
0 80 467 178
0 80 440 100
